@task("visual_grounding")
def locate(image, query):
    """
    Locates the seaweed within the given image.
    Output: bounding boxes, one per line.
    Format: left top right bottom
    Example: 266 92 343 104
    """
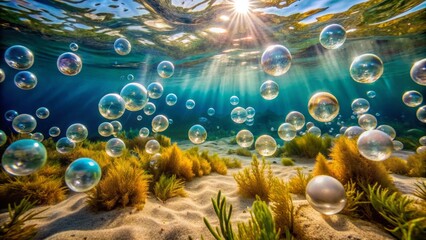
154 174 187 202
287 168 312 195
281 157 294 166
283 133 332 158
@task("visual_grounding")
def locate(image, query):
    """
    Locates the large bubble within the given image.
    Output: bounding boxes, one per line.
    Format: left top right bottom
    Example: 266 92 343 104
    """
36 107 50 119
106 138 126 157
357 130 393 161
114 38 131 55
358 114 377 130
351 98 370 115
278 123 297 141
120 83 148 111
12 114 37 133
416 105 426 123
57 52 82 76
188 124 207 144
260 80 279 100
410 58 426 86
246 107 255 118
0 68 5 83
49 126 61 137
306 175 346 215
145 139 160 154
157 61 175 78
207 107 216 116
139 127 150 138
111 120 122 135
350 54 383 83
236 130 254 148
231 107 248 124
0 130 7 147
65 158 102 192
31 132 44 142
285 111 305 130
166 93 178 106
143 102 156 116
4 45 34 70
376 125 396 140
66 123 88 143
307 126 321 137
402 90 423 107
255 135 277 157
367 90 376 99
56 137 75 154
2 139 47 176
308 92 339 122
186 99 195 110
14 71 37 90
98 122 114 137
261 45 292 76
147 82 164 99
5 110 18 122
152 115 169 133
319 24 346 49
98 93 126 119
344 126 364 139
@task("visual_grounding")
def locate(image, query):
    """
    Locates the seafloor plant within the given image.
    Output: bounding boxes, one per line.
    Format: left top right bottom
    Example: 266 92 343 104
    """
227 148 252 157
341 180 364 217
154 174 187 202
287 168 312 195
413 180 426 201
282 133 332 158
382 156 410 175
281 157 294 166
406 150 426 177
269 180 294 238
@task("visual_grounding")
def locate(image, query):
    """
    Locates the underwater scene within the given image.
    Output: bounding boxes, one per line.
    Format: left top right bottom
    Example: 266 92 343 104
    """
0 0 426 239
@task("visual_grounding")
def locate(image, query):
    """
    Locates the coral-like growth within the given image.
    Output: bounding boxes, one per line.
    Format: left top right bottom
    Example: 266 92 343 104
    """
283 133 332 158
413 181 426 201
287 168 312 195
407 151 426 177
154 174 187 202
382 156 409 175
269 180 294 238
228 148 252 157
281 157 294 166
156 144 194 181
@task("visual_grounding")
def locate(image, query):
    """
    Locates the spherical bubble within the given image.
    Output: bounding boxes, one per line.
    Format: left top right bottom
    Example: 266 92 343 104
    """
367 90 376 99
420 136 426 146
376 125 396 140
231 107 248 124
230 96 239 105
308 92 339 122
157 61 175 78
57 52 82 76
166 93 178 106
5 110 18 122
308 126 321 137
143 102 156 116
66 123 88 143
260 80 279 100
139 127 150 138
358 114 377 130
375 112 381 117
36 107 50 119
147 82 164 99
246 107 255 118
127 74 134 81
188 124 207 144
306 175 347 215
120 83 148 111
417 105 426 123
417 146 426 154
4 45 34 70
169 118 173 125
392 140 404 151
245 117 254 126
145 139 160 154
12 114 37 133
31 132 44 142
0 130 7 147
49 126 61 137
69 42 79 51
351 98 370 115
236 129 254 148
255 135 277 157
65 158 101 192
319 24 346 49
137 115 143 121
111 121 122 135
410 58 426 86
285 111 305 130
278 123 297 141
98 122 114 137
350 54 383 83
56 137 75 153
114 38 131 56
0 68 5 83
98 93 126 119
357 130 393 161
402 90 423 107
344 126 364 139
14 71 37 90
261 45 292 76
207 107 216 116
186 99 195 110
1 139 47 176
306 122 314 130
152 115 169 133
106 138 126 157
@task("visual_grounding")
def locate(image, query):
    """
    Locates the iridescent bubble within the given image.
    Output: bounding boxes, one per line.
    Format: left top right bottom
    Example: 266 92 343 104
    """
98 93 126 119
12 114 37 133
261 45 292 76
152 115 169 133
307 126 321 137
285 111 305 130
236 129 254 148
410 58 426 86
111 120 122 135
66 123 88 143
98 122 114 137
255 135 277 157
56 137 75 153
147 82 164 99
114 38 131 55
344 126 364 139
306 122 314 130
416 105 426 123
376 125 396 140
57 52 82 76
157 61 175 78
143 102 156 116
207 108 216 116
358 114 377 130
65 158 102 192
137 115 143 121
166 93 178 106
106 138 126 157
308 92 339 122
420 136 426 146
4 45 34 70
4 110 18 122
139 127 150 138
246 107 255 118
402 90 423 107
0 130 7 147
186 99 195 110
69 42 79 51
14 71 37 90
49 126 61 137
127 74 134 81
36 107 50 119
417 146 426 154
231 107 248 124
306 175 346 215
319 24 346 49
367 90 376 99
260 80 279 100
230 96 239 105
31 132 44 142
0 68 5 83
120 83 148 111
278 123 297 141
351 98 370 115
188 124 207 144
392 140 404 151
145 139 160 154
357 130 393 161
1 139 47 176
350 54 383 83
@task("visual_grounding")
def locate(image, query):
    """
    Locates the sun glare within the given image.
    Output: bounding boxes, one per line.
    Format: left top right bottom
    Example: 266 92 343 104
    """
234 0 250 14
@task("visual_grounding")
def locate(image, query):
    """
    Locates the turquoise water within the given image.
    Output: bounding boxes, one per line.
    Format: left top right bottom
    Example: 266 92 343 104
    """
0 0 425 141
